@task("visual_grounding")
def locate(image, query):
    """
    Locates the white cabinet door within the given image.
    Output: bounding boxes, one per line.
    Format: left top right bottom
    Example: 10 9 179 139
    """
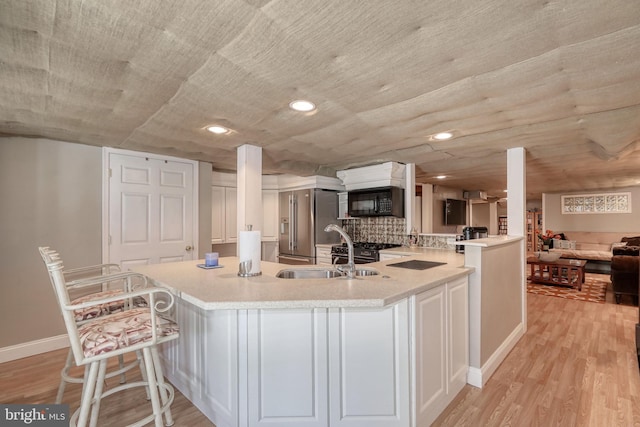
328 302 410 427
202 310 239 427
173 298 203 399
413 277 469 427
225 187 237 242
414 285 447 427
262 190 279 241
248 308 328 427
211 186 225 244
447 277 469 395
212 186 238 243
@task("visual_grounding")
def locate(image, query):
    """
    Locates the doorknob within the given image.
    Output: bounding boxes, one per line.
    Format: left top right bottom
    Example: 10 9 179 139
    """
185 245 193 251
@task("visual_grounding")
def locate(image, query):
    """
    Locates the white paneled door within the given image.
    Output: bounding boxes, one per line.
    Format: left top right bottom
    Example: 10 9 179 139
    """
105 149 197 268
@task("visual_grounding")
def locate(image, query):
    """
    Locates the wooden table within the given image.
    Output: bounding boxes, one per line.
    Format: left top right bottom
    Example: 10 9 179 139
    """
527 257 587 291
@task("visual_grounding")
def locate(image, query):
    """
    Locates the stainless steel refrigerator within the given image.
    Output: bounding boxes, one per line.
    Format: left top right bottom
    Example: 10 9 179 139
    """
278 188 340 265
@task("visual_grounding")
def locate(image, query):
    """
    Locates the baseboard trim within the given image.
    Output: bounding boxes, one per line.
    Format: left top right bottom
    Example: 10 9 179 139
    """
0 335 69 364
467 322 525 388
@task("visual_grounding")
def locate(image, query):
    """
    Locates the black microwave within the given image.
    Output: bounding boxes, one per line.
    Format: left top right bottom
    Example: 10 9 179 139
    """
347 186 404 217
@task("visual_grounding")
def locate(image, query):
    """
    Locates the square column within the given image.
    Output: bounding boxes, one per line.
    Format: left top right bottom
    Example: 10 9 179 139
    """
237 144 263 237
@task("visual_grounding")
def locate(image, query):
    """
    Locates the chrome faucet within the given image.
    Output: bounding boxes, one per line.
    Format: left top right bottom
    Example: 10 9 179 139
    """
324 224 355 279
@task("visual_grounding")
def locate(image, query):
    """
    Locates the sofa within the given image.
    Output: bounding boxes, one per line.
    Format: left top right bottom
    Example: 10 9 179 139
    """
549 232 640 274
611 243 640 304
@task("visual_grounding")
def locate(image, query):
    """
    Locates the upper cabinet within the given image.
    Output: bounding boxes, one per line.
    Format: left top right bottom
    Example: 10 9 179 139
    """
225 187 237 242
212 172 340 244
212 186 237 244
212 186 279 244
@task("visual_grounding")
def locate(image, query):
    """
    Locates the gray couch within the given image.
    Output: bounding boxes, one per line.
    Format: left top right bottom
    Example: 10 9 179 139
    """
549 232 640 274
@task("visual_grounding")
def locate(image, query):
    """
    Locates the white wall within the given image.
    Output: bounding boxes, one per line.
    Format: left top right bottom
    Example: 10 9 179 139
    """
0 137 212 357
543 187 640 233
470 203 490 229
431 185 466 234
0 137 103 348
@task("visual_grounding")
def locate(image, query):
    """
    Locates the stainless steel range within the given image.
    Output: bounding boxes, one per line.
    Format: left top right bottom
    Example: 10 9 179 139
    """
331 242 401 264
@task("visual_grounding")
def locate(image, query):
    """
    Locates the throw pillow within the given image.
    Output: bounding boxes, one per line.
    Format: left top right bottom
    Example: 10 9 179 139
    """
621 236 640 246
611 242 628 250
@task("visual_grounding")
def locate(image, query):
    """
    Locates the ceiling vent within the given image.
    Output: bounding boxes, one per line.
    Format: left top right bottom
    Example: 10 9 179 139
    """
463 190 488 201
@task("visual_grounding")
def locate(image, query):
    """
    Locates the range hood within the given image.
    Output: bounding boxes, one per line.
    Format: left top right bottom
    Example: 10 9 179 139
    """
337 161 406 191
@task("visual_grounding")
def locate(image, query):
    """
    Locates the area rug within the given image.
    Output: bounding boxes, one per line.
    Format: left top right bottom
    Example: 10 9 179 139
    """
526 273 609 304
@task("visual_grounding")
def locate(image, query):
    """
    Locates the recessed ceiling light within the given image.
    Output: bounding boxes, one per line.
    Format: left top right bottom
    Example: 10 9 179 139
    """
433 132 453 140
289 100 316 112
435 175 447 179
206 125 230 134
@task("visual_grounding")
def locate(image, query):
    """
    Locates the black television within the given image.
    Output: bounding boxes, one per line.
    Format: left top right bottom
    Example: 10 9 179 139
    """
444 199 467 225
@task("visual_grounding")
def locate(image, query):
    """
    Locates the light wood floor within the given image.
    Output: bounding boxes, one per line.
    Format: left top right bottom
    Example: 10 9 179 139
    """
0 349 215 426
1 280 638 426
433 280 640 426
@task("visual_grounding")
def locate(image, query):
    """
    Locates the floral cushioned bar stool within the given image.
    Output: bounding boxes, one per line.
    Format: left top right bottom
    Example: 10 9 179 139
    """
39 247 179 427
40 247 148 404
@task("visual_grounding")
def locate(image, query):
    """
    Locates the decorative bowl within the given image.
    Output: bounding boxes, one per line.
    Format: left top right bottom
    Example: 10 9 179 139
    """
535 251 562 262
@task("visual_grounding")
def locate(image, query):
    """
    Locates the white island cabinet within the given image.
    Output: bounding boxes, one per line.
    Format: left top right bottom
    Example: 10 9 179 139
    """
413 276 468 426
132 254 472 427
328 301 410 427
247 308 329 426
165 301 414 427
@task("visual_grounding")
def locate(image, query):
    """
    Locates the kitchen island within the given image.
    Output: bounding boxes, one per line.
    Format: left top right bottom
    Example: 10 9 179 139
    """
379 236 527 388
132 250 473 427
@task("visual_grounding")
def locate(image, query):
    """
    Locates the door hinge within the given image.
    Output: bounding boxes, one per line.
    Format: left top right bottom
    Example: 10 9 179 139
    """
108 235 112 245
108 168 112 178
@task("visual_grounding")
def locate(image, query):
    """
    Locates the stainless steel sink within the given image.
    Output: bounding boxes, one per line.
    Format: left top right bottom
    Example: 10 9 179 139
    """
353 268 380 276
275 267 380 279
276 268 344 279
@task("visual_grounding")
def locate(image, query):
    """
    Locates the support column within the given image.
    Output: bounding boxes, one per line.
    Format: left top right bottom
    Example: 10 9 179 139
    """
506 147 527 331
405 163 416 234
488 201 498 236
421 184 433 233
237 145 262 248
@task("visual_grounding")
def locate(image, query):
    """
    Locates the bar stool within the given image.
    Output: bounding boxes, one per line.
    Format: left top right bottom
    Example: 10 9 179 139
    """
39 247 148 404
40 247 179 427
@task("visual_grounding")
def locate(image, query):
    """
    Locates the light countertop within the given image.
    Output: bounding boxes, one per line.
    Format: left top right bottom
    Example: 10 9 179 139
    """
131 252 473 310
457 235 523 247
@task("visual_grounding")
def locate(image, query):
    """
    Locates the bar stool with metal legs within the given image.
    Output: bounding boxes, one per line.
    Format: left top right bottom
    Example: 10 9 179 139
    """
40 247 179 427
39 247 148 404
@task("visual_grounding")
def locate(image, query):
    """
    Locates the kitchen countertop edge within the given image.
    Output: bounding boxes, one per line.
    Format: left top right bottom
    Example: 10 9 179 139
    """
132 255 474 310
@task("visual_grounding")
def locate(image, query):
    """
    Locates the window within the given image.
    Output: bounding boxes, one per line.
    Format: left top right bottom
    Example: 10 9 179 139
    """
561 192 631 214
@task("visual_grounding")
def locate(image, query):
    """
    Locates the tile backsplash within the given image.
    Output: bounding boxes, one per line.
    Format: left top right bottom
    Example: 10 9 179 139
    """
418 234 455 250
340 217 406 245
340 217 455 249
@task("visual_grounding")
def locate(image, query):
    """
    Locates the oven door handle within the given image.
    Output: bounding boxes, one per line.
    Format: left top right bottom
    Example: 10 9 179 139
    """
332 254 375 264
